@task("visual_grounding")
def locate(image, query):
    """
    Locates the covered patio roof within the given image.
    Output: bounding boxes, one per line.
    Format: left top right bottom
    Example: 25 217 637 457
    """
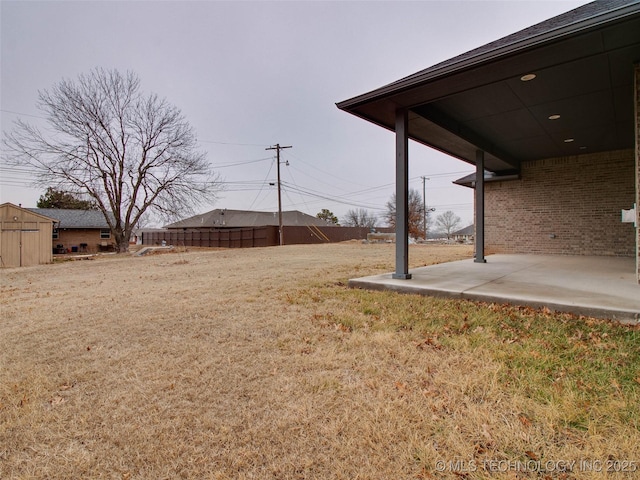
337 0 640 306
337 0 640 175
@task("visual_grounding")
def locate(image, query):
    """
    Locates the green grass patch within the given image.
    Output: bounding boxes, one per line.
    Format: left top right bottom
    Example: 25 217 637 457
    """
297 281 640 433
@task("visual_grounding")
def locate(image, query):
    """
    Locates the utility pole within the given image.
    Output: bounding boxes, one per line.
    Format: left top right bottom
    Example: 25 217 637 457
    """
421 176 429 240
266 143 292 246
421 176 436 240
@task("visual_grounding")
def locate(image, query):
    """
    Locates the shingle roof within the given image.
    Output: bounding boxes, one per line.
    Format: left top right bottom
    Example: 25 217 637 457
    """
164 209 333 229
395 1 629 81
28 208 111 229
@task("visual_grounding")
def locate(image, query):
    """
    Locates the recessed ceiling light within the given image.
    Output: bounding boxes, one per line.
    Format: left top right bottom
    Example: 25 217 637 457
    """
548 114 561 120
520 73 536 81
579 146 587 150
564 138 574 143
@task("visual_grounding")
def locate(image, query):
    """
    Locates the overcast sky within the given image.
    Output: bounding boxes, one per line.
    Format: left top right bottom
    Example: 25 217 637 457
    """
1 0 589 227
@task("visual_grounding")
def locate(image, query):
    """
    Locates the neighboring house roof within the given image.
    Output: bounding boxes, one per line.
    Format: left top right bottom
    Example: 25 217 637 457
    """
337 0 640 173
452 225 474 236
28 208 111 229
164 209 332 229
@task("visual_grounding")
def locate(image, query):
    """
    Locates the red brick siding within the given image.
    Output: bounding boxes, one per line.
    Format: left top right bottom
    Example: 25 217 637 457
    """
485 149 635 256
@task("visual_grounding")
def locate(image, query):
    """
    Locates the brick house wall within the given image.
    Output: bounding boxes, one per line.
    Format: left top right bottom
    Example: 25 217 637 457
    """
55 228 113 253
485 149 635 256
635 64 639 281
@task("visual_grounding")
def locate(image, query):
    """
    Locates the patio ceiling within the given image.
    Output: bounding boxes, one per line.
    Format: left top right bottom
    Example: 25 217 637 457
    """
337 1 640 175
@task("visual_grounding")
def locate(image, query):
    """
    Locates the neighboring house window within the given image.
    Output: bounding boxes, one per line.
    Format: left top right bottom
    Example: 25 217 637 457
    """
52 228 59 239
100 229 111 239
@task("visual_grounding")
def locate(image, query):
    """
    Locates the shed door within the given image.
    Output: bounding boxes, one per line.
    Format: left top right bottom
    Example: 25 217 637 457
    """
20 230 40 266
0 230 41 267
0 230 20 267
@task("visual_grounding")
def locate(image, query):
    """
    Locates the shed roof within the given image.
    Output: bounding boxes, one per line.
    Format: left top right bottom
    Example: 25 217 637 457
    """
165 209 332 229
28 208 111 229
337 0 640 174
1 203 58 222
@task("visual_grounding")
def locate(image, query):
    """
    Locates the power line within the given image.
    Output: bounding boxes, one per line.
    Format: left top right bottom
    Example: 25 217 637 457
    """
281 182 386 212
210 157 272 168
1 130 474 218
248 159 275 211
282 160 313 215
1 109 270 148
411 170 473 179
0 108 47 120
286 163 397 201
281 180 387 208
286 151 376 189
198 139 270 147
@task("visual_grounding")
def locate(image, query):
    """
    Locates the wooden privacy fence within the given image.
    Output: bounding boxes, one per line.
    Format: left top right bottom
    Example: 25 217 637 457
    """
143 227 276 248
142 226 393 248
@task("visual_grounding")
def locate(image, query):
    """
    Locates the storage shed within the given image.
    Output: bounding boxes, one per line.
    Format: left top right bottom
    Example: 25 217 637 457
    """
0 203 56 267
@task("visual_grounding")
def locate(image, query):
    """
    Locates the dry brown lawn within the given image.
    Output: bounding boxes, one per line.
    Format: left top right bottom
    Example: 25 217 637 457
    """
1 243 639 479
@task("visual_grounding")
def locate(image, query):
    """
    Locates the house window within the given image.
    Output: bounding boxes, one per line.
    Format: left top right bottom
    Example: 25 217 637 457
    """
52 228 59 239
100 229 111 239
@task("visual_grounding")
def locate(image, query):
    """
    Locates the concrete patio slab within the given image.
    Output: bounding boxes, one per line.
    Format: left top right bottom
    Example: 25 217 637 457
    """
349 255 640 323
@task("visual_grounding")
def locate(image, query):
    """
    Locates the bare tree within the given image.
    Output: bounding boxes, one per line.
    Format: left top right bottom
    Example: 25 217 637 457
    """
3 68 219 252
384 189 424 239
435 210 462 239
342 208 377 228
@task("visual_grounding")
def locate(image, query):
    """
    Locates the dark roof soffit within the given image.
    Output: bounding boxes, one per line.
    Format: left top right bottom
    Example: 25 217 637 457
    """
337 0 640 110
